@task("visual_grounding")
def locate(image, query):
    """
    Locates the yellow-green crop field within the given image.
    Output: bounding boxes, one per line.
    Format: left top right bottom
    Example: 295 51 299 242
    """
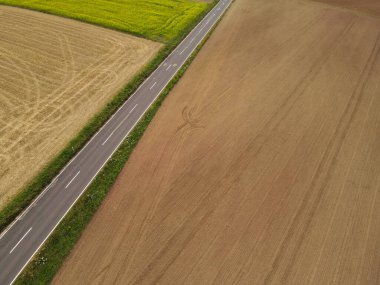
0 0 209 42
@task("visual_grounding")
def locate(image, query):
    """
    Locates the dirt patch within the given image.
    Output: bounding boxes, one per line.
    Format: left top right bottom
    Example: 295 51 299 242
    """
54 0 380 284
311 0 380 17
0 6 161 209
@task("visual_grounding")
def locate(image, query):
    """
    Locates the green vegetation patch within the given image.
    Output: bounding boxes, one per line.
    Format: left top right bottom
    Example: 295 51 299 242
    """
0 0 208 42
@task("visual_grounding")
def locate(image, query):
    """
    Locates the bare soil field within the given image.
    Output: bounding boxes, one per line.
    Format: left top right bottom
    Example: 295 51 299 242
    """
0 6 161 208
54 0 380 284
312 0 380 17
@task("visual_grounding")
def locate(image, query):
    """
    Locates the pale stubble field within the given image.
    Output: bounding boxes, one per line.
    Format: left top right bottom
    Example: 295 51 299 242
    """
0 6 161 208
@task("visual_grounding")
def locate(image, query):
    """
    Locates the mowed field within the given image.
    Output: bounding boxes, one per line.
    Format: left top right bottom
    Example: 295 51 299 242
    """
0 0 208 42
0 6 161 208
54 0 380 284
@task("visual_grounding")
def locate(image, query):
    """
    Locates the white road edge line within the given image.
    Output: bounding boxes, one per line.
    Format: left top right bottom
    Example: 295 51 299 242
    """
9 228 32 254
8 0 231 283
65 171 80 189
150 82 157 90
0 176 58 240
0 219 17 240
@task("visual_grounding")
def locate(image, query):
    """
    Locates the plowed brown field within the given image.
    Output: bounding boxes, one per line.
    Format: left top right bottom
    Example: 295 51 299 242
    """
312 0 380 17
54 0 380 284
0 6 161 208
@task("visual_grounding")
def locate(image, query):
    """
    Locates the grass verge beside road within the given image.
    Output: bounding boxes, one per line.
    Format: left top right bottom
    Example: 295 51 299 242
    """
0 0 208 42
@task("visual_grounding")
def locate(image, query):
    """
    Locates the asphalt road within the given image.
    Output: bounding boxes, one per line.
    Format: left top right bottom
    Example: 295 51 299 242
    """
0 0 232 283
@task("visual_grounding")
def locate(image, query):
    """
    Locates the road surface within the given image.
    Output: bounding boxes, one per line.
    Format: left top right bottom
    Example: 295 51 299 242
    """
0 0 231 283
